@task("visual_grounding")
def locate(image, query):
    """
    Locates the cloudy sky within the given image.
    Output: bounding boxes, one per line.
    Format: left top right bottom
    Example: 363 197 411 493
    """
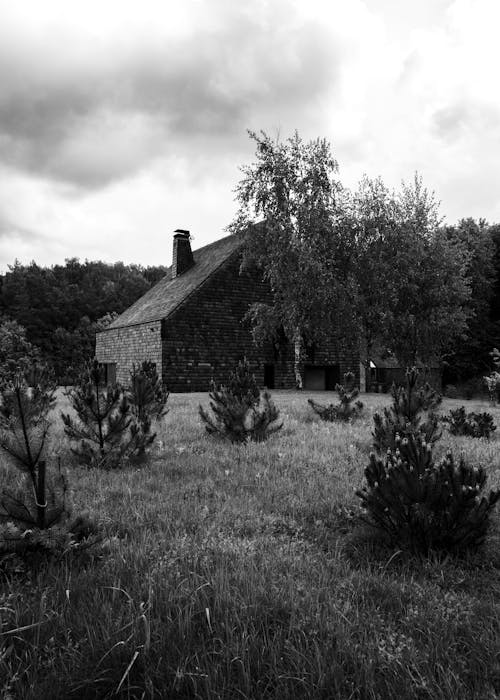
0 0 499 271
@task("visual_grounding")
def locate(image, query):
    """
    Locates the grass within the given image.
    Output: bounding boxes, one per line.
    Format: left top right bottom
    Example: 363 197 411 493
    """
1 391 500 699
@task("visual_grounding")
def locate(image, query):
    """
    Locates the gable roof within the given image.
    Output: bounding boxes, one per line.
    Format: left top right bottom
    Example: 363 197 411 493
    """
106 232 244 330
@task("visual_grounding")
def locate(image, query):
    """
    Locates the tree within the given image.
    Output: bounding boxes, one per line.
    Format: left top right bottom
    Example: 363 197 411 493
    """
0 315 40 382
230 130 355 388
62 359 132 469
441 219 498 382
349 174 472 372
199 358 282 443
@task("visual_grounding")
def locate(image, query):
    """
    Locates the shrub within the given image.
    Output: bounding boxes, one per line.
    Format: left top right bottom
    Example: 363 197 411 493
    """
356 434 500 555
127 361 169 461
62 359 132 469
484 372 500 404
199 358 282 443
372 367 442 452
441 406 497 439
443 384 459 399
0 367 98 559
308 371 363 422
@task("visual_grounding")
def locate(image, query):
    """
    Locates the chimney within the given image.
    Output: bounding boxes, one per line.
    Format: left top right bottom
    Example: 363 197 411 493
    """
172 229 194 279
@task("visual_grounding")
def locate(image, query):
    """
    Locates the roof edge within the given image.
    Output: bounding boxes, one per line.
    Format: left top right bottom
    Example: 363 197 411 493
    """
97 236 245 334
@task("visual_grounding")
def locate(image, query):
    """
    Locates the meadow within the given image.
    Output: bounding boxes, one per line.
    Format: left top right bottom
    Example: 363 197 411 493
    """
1 391 500 699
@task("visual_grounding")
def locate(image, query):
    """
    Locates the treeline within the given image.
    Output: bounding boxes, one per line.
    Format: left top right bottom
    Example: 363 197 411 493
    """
440 219 500 386
0 259 167 382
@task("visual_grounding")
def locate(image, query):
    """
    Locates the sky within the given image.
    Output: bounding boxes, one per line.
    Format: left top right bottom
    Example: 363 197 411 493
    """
0 0 499 271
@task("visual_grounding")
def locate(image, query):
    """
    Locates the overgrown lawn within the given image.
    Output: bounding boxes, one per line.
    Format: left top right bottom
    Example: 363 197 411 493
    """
1 392 500 699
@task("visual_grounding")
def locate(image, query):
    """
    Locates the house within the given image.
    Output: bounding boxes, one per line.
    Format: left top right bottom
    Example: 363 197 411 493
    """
367 353 442 393
95 229 360 392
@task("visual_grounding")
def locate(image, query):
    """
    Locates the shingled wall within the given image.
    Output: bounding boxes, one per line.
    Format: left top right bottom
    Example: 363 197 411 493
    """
161 249 359 392
95 320 162 385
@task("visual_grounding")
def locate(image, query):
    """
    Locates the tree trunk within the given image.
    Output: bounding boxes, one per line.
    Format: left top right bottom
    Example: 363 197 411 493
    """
293 329 303 390
36 460 47 529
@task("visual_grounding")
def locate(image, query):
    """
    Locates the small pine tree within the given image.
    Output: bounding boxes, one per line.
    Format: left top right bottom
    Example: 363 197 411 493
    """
62 359 132 469
199 358 282 443
356 434 500 555
372 367 442 452
127 361 169 460
0 366 56 529
308 371 363 421
441 406 497 438
0 366 98 557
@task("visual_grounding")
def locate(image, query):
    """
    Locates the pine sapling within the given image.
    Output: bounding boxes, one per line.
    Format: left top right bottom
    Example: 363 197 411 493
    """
441 406 496 439
308 371 363 421
127 361 169 460
0 366 55 529
199 358 282 443
372 367 442 452
356 433 500 555
0 366 98 558
62 359 132 469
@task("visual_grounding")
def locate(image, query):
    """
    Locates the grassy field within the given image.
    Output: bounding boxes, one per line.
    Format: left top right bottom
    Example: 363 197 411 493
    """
1 391 500 699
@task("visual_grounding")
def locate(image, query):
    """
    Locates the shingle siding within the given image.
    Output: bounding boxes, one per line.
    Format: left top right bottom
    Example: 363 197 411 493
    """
96 320 162 385
161 249 359 392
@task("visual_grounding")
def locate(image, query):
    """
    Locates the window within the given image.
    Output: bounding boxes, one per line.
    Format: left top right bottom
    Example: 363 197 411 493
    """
100 362 116 385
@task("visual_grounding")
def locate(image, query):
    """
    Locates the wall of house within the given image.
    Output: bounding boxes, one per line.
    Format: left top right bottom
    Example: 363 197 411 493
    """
95 320 162 385
161 250 359 392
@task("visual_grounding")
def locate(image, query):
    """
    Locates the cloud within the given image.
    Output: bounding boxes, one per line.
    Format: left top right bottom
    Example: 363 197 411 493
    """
0 0 342 189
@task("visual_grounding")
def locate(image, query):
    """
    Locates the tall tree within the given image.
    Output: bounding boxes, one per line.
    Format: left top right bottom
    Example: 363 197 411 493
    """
441 218 498 381
230 130 355 388
350 174 472 371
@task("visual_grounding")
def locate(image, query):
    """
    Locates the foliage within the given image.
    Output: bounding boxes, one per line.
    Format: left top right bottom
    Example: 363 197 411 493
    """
53 312 118 383
441 406 497 439
0 462 99 559
441 219 497 382
0 259 167 379
0 315 40 383
127 361 169 461
0 367 99 558
372 367 442 452
62 359 132 469
231 130 356 388
199 358 282 443
308 371 363 421
0 365 54 469
356 433 500 555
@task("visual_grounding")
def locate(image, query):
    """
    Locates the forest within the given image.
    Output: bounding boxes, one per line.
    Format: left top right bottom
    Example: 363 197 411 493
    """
0 258 167 384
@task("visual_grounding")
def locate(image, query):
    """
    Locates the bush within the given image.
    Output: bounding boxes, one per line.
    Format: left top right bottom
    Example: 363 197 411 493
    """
356 434 500 555
0 366 99 559
199 358 282 443
441 406 497 439
372 367 442 452
308 371 363 421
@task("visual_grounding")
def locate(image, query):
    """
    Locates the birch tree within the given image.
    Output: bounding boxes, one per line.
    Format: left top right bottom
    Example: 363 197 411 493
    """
230 130 355 388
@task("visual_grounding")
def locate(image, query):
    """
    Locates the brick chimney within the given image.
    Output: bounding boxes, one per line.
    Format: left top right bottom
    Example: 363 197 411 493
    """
172 229 194 279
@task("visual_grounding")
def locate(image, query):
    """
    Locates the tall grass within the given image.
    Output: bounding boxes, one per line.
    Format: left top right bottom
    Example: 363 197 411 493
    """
1 391 499 699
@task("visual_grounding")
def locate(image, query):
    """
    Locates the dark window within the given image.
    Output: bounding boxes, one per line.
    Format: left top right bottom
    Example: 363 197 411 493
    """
264 363 275 389
101 362 116 385
325 365 340 390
